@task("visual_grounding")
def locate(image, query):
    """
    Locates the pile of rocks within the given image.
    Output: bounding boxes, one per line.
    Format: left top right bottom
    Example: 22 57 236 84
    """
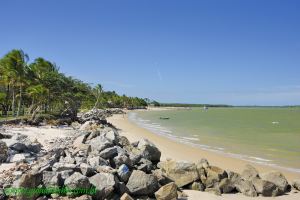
1 111 300 200
78 108 124 123
0 132 42 165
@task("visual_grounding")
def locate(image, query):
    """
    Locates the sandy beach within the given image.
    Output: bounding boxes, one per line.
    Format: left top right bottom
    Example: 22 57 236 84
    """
107 112 300 199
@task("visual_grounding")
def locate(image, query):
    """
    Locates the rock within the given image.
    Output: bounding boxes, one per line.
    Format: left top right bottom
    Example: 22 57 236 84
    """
241 164 259 181
80 163 95 177
99 146 118 159
15 170 43 199
137 158 153 173
152 169 172 186
89 173 117 199
96 165 117 174
218 178 235 193
260 171 289 194
205 166 227 188
89 135 113 152
235 179 257 197
118 136 131 147
43 171 62 187
137 139 161 162
158 160 199 187
189 181 205 191
0 188 6 200
0 141 8 163
64 172 91 196
196 158 210 169
52 162 77 172
80 120 100 131
59 170 74 181
113 154 132 168
9 153 27 163
126 170 159 196
116 182 130 195
118 164 131 182
155 182 178 200
88 156 109 168
73 135 86 148
120 193 134 200
251 177 280 196
205 188 222 196
9 142 27 152
102 127 119 144
26 142 42 153
292 179 300 191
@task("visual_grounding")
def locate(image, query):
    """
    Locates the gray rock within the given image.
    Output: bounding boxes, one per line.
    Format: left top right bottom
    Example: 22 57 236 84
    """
43 171 62 187
52 162 77 172
15 170 43 199
89 173 117 199
64 172 91 196
152 169 172 186
251 177 280 197
205 166 228 188
10 142 27 152
126 170 159 196
96 165 117 174
26 142 42 153
189 181 205 191
102 127 119 144
155 182 178 200
235 179 257 197
116 182 130 195
292 179 300 191
260 171 289 194
241 164 259 181
118 136 131 147
196 158 210 169
158 160 199 187
113 154 132 168
99 146 118 159
59 170 74 182
0 141 8 163
118 164 131 182
218 178 235 193
80 163 95 177
9 153 27 163
89 135 113 152
137 139 161 162
137 158 153 173
88 156 109 168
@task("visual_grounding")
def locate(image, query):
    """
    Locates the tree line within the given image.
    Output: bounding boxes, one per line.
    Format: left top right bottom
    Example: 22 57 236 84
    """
0 49 147 120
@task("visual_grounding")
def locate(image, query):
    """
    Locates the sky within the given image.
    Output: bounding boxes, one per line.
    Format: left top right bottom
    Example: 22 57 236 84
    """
0 0 299 106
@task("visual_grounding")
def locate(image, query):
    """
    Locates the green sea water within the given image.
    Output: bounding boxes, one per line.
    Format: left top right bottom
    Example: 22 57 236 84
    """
129 107 300 172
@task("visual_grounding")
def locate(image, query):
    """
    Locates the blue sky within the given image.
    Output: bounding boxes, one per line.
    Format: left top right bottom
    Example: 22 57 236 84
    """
1 0 299 105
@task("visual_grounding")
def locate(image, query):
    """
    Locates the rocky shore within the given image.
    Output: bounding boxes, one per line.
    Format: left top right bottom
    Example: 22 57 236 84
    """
0 109 300 200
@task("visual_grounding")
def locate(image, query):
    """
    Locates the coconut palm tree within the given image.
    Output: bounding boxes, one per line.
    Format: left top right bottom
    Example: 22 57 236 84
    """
93 84 103 109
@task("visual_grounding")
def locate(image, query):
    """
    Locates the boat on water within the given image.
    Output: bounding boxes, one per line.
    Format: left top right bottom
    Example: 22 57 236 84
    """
159 117 170 120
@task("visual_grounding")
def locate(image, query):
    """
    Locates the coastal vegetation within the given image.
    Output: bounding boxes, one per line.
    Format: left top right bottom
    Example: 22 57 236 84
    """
0 49 147 120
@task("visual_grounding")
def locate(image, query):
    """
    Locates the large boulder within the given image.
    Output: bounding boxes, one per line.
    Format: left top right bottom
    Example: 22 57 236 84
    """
64 172 91 196
0 141 8 163
43 171 62 187
251 177 280 197
136 139 161 162
99 146 118 159
155 182 178 200
260 171 289 194
88 135 113 152
52 162 77 172
87 156 109 168
80 163 95 177
79 120 101 132
292 179 300 191
126 170 159 196
118 164 131 182
241 164 259 181
89 173 117 199
235 179 257 197
205 166 228 188
218 178 235 193
158 160 199 187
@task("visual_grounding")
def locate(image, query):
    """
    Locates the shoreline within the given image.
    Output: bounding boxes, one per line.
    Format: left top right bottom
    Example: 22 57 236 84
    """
107 112 300 182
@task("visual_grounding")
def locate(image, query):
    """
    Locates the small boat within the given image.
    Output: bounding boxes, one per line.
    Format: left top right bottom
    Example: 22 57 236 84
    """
159 117 170 120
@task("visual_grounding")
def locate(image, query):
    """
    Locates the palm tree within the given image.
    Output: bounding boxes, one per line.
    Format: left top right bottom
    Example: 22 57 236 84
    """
0 49 29 117
93 84 103 109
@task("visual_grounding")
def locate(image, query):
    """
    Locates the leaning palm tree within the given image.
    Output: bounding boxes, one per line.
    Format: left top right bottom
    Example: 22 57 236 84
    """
93 84 103 109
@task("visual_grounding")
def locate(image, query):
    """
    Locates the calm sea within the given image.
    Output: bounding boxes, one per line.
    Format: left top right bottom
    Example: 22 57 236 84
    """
129 107 300 173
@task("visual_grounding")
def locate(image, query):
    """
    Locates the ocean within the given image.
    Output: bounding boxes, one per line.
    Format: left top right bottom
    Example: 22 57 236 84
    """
128 107 300 173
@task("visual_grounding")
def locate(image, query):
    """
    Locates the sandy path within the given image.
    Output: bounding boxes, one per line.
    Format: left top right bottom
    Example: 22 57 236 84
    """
107 113 300 200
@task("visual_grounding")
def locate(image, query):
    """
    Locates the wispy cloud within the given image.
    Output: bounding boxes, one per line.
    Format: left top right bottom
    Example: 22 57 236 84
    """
103 81 135 88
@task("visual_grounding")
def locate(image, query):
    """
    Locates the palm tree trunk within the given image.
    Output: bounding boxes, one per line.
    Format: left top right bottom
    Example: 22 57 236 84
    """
17 85 22 117
12 87 16 117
